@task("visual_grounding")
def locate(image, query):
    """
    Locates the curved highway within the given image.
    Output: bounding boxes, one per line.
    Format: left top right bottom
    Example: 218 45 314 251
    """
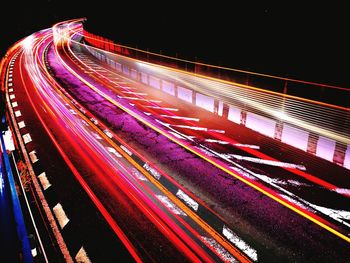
1 18 349 262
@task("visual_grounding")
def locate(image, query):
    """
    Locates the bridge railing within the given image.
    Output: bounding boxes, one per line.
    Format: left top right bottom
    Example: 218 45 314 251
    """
79 27 350 169
82 29 350 109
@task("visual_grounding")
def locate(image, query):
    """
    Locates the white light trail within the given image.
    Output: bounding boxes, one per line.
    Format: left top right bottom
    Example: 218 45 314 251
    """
160 115 200 122
225 154 306 170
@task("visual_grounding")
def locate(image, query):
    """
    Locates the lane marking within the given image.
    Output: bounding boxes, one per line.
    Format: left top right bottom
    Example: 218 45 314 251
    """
107 147 123 158
176 189 199 211
9 88 14 92
103 129 113 138
31 247 37 257
18 121 26 129
201 236 238 263
10 94 16 99
22 133 32 144
53 203 70 229
143 163 161 180
37 172 51 190
223 225 258 262
75 246 91 263
14 110 22 117
156 195 187 216
130 168 148 181
12 101 18 107
29 150 39 163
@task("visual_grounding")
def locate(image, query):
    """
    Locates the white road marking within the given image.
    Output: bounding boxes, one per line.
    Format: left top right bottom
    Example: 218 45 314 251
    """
22 133 32 144
92 132 102 140
143 163 161 180
10 94 15 99
18 121 26 129
15 110 21 117
31 247 37 257
120 145 132 156
69 109 77 115
29 150 39 163
222 225 258 261
281 194 350 228
90 118 98 125
230 159 350 229
107 147 122 158
176 189 199 211
9 88 14 92
38 172 51 190
75 246 91 263
131 168 148 181
201 236 238 263
12 101 18 107
156 195 187 216
53 203 70 229
103 129 113 138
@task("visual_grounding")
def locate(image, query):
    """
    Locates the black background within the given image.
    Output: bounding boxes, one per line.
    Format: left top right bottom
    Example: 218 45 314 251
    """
1 1 349 87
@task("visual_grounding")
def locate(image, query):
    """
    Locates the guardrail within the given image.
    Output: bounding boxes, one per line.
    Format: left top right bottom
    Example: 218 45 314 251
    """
78 28 350 170
82 29 350 108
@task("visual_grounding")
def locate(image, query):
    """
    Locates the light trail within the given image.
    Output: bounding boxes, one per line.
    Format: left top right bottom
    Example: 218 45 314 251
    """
54 20 350 244
4 18 348 262
64 31 349 198
36 21 254 261
19 30 144 262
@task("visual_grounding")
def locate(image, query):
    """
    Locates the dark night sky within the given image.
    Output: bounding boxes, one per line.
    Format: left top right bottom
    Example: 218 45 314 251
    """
1 1 349 87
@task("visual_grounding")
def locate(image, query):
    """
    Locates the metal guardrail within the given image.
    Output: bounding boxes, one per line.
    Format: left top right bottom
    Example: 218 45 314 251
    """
82 29 350 109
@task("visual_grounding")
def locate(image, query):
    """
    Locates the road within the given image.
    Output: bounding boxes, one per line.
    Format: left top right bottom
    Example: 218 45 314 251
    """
1 18 349 262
